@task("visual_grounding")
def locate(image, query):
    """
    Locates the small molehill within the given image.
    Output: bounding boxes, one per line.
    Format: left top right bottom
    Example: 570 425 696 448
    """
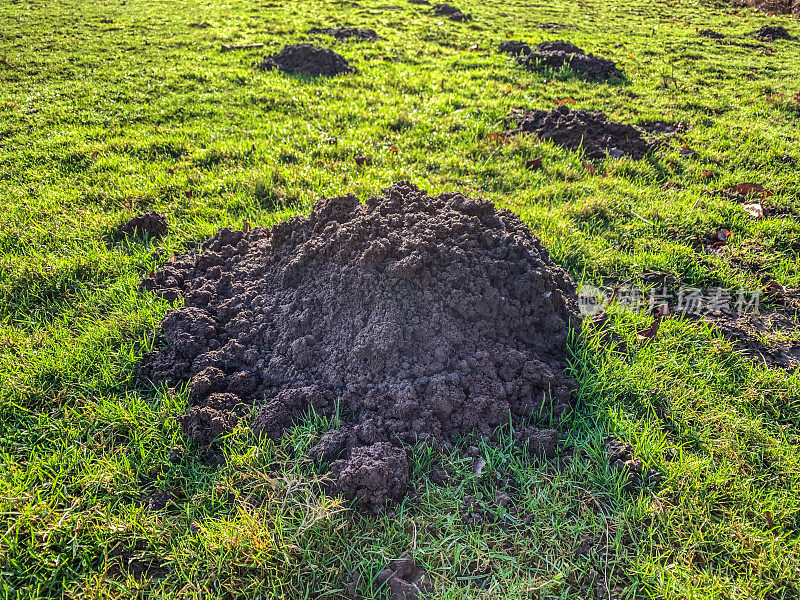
308 27 383 41
140 182 580 511
512 105 650 160
517 40 622 80
498 40 532 56
699 29 725 39
256 43 355 76
117 212 168 240
432 3 471 21
752 24 793 40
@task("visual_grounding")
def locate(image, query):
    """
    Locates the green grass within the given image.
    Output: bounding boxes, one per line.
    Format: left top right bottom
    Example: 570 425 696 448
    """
1 0 800 597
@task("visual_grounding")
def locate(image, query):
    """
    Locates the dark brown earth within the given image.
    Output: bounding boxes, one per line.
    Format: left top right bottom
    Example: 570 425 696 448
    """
375 554 434 600
517 41 622 80
700 310 800 370
256 43 355 76
512 105 651 160
139 182 580 510
308 27 383 41
117 212 168 240
699 29 725 39
432 3 471 21
498 40 532 56
752 24 793 40
605 438 660 488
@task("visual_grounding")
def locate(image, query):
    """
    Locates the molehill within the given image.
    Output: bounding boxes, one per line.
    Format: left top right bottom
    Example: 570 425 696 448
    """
514 40 622 81
140 182 580 511
256 43 355 76
512 105 651 160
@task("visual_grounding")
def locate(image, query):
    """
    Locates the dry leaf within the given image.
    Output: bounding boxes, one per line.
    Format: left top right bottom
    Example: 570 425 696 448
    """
554 97 576 105
387 146 399 153
525 158 543 170
637 315 662 342
726 182 773 198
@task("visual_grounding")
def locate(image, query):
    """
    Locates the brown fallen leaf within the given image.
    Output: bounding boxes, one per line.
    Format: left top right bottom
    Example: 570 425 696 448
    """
525 157 543 171
554 97 576 105
699 170 717 180
387 146 399 153
726 182 773 198
583 160 597 175
354 155 371 166
637 314 662 342
487 132 507 143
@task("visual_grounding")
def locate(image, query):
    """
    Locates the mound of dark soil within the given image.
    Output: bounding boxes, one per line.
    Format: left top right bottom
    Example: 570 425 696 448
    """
517 41 622 80
752 24 793 40
117 212 168 240
256 43 355 76
308 27 383 41
498 40 532 56
432 3 471 21
512 105 650 160
699 29 725 39
140 182 580 510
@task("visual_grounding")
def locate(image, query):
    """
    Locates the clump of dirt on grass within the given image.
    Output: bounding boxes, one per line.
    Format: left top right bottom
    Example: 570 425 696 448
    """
517 41 622 80
511 105 651 160
308 27 383 41
498 40 532 56
117 212 168 240
751 24 794 40
375 553 434 599
432 3 472 21
140 182 580 511
698 29 725 39
256 43 355 76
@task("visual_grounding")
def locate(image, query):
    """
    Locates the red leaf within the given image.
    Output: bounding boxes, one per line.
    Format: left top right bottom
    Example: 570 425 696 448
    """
387 146 399 153
554 97 576 105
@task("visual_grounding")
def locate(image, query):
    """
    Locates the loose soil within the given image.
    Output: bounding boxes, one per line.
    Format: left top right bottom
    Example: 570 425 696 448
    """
698 29 725 39
256 43 355 76
375 553 434 599
140 182 580 510
517 41 622 80
498 40 532 56
511 105 651 160
308 27 383 41
699 310 800 370
752 24 793 40
116 212 168 240
432 3 471 21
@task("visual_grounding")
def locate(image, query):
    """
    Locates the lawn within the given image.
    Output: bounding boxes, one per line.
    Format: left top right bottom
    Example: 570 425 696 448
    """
1 0 799 598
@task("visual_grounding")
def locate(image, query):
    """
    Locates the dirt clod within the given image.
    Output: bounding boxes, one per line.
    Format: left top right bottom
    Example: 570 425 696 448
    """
177 406 237 445
376 553 434 600
308 27 383 41
256 43 355 76
140 181 580 508
432 3 471 21
330 442 410 512
517 41 622 80
605 437 659 487
117 212 168 240
512 105 650 160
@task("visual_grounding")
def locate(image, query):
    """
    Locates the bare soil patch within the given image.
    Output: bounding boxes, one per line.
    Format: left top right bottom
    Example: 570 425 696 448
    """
308 27 383 41
516 41 622 81
511 105 651 160
256 43 355 76
139 182 581 510
116 212 168 240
